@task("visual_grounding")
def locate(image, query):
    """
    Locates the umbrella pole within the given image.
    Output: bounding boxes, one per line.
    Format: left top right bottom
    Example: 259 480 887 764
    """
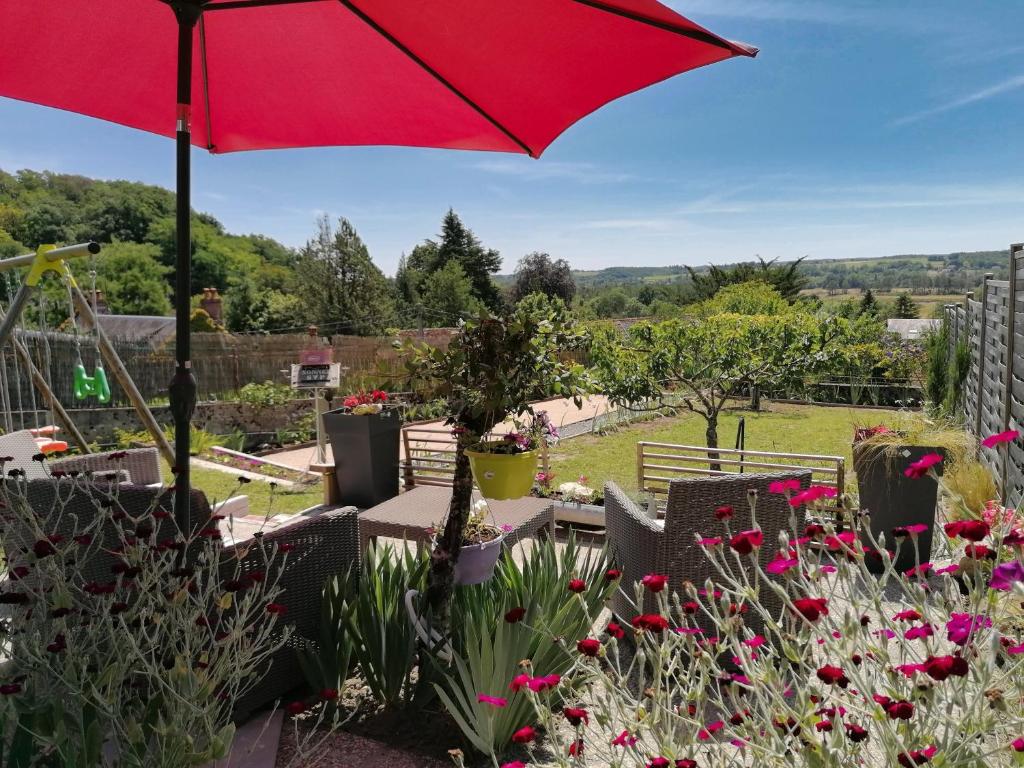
169 1 201 534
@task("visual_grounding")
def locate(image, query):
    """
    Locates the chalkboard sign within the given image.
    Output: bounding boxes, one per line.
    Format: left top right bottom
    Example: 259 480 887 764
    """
291 362 342 389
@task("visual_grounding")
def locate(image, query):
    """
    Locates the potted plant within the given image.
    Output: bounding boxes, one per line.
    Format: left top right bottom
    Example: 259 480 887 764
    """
533 472 606 526
465 411 559 500
435 499 513 584
398 294 592 626
852 420 968 573
322 389 401 508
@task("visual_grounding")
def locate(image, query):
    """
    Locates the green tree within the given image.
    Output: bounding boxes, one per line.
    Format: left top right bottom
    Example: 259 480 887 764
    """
684 257 807 303
95 242 172 316
859 288 878 317
223 277 270 333
893 292 919 319
695 281 790 316
297 215 395 335
510 252 575 304
592 312 835 451
409 210 503 310
418 261 481 324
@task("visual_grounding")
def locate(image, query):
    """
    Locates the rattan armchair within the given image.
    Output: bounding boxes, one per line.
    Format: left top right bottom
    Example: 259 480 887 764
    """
1 476 359 719
0 429 162 486
605 472 811 632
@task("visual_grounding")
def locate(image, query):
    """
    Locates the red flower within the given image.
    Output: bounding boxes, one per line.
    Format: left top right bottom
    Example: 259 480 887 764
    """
509 674 530 692
697 720 724 740
606 621 625 639
568 739 584 757
682 601 699 614
641 573 668 592
647 759 670 768
844 723 869 743
605 568 622 581
816 665 849 687
792 597 829 622
897 746 937 767
893 609 921 622
675 761 697 768
577 638 601 657
371 390 389 403
922 655 968 681
286 701 307 715
944 520 990 542
320 688 339 700
887 700 914 720
266 603 287 615
729 529 764 555
631 614 669 632
768 479 802 494
504 606 526 623
511 726 537 744
0 683 22 695
964 544 992 560
904 453 943 479
714 505 734 520
567 578 586 593
563 706 589 726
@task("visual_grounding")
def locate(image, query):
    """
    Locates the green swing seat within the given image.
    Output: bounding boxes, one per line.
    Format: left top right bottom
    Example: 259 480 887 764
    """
73 362 111 403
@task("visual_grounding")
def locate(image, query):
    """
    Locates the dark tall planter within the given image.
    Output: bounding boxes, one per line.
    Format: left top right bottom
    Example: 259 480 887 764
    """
853 444 945 574
323 410 402 508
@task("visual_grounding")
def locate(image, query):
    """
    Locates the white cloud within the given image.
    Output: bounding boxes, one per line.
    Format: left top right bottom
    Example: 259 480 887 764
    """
471 159 638 184
892 73 1024 126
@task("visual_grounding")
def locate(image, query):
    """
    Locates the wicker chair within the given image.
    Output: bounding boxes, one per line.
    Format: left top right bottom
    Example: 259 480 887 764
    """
0 429 162 486
605 472 811 632
1 477 359 719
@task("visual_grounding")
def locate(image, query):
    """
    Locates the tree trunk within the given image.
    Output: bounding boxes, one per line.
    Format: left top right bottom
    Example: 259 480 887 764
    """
706 416 721 472
424 436 474 630
750 383 761 411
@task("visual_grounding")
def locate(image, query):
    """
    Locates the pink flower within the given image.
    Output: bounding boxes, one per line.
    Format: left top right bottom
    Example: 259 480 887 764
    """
527 674 561 692
766 554 799 575
1012 738 1024 752
744 635 766 648
509 674 530 692
904 453 943 479
697 720 724 740
501 763 527 768
477 694 507 707
511 726 536 744
946 613 991 646
698 537 723 547
904 624 935 640
944 520 990 542
982 430 1021 448
567 578 586 593
892 523 929 537
768 479 802 494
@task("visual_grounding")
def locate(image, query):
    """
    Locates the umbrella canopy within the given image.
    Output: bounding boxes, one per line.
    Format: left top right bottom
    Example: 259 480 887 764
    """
2 0 754 156
0 0 755 526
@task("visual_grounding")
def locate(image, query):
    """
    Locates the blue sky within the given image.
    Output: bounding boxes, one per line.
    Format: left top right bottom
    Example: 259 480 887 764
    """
2 0 1023 275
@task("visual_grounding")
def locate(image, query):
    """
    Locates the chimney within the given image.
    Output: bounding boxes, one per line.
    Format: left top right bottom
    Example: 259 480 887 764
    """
200 287 223 323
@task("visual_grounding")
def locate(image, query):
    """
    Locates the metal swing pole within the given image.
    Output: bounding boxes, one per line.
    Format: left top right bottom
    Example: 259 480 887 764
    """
167 0 202 533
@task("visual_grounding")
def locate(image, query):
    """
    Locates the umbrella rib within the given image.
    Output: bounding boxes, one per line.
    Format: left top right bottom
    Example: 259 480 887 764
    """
199 15 215 150
337 0 535 157
570 0 752 54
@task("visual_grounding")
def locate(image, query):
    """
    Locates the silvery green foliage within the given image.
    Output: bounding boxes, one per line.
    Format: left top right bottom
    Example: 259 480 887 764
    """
0 466 303 767
514 483 1024 768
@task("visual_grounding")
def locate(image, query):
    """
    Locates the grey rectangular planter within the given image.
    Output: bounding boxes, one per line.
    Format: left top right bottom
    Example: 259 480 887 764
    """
323 410 402 508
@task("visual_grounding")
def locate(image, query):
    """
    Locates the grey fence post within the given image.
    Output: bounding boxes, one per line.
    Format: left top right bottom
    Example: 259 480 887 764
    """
1002 244 1022 503
975 273 993 448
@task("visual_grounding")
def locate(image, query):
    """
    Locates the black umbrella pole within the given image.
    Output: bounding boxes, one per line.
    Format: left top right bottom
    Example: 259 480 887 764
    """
169 2 201 534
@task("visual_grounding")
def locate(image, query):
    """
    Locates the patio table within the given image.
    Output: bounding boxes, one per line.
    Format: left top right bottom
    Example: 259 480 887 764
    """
358 485 554 556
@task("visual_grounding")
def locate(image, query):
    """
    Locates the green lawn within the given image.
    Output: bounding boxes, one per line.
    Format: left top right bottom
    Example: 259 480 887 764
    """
161 463 323 515
548 402 905 495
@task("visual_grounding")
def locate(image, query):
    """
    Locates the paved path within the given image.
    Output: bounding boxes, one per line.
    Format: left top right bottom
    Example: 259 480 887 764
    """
266 395 614 472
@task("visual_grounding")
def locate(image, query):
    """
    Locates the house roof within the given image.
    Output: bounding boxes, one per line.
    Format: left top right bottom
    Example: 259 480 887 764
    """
94 315 176 345
886 318 941 340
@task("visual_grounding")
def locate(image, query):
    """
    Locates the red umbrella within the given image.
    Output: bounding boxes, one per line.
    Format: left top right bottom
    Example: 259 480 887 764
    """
0 0 755 523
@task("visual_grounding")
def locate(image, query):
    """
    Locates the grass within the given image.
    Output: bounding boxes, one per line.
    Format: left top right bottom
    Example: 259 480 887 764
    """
160 462 323 515
547 401 903 495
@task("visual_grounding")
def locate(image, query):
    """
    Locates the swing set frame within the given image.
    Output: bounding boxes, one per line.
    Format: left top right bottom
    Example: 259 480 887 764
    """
0 242 174 464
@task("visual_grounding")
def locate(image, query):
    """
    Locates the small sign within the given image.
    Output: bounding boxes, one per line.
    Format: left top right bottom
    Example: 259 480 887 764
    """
291 362 342 389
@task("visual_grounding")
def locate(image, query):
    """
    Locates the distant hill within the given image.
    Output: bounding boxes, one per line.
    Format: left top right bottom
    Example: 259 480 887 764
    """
497 251 1011 294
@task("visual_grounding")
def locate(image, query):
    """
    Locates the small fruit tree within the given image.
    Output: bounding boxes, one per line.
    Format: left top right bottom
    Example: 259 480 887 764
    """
399 295 591 622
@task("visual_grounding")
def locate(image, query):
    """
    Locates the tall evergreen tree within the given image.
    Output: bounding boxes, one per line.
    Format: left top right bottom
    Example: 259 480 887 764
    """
434 210 503 310
297 215 396 335
684 257 807 303
893 292 919 319
858 288 878 317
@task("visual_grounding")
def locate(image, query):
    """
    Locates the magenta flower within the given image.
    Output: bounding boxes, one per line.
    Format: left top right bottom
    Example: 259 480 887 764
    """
766 555 799 575
946 613 992 646
768 478 802 494
611 730 637 747
477 694 507 707
991 560 1024 591
982 429 1021 448
904 453 943 479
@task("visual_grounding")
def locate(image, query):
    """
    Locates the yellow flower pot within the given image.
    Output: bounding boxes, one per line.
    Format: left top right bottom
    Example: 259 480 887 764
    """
466 448 538 500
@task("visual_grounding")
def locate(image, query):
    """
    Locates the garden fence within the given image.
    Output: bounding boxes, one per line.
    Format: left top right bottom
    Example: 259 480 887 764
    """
944 243 1024 507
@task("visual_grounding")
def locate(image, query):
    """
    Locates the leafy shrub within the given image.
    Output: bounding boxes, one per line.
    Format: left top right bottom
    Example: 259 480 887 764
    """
0 469 293 766
237 380 297 407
